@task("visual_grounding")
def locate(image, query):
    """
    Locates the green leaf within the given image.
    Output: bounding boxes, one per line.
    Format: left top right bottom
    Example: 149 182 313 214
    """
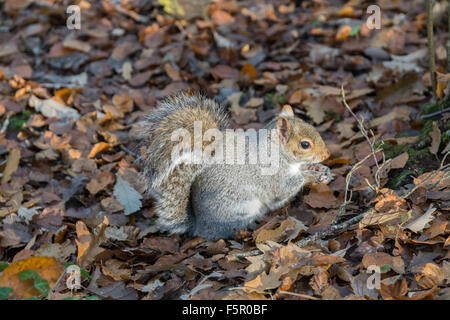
0 261 8 272
0 287 13 300
34 277 50 297
18 269 39 281
63 297 80 300
350 25 361 37
80 268 92 279
380 264 392 273
18 269 50 297
84 295 101 300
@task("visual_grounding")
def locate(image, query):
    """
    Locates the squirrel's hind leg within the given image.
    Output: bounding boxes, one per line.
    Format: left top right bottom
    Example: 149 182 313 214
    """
154 166 196 235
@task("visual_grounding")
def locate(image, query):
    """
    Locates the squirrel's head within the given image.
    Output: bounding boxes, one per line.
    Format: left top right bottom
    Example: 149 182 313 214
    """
275 105 330 163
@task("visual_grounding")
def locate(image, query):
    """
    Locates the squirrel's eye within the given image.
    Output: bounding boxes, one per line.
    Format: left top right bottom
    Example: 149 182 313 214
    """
300 141 311 149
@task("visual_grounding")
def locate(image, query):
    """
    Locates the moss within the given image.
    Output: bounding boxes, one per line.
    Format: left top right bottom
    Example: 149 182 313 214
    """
326 111 342 122
396 132 412 138
381 141 430 166
389 170 416 189
442 130 450 145
407 148 430 164
8 110 30 131
381 142 410 160
264 92 275 106
277 94 286 104
420 99 450 116
420 102 440 116
416 119 433 141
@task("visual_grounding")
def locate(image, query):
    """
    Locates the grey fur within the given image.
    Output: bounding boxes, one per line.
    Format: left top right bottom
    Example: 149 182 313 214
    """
135 92 330 239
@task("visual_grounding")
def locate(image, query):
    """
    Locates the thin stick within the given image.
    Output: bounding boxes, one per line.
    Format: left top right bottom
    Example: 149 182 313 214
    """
227 249 262 261
333 86 382 225
295 209 373 247
401 151 450 199
226 208 374 260
341 86 381 186
427 0 437 100
332 152 374 225
421 106 450 119
279 290 320 300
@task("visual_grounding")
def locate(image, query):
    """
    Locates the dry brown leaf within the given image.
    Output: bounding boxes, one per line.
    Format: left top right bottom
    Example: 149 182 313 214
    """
255 217 307 244
0 256 63 299
1 147 20 183
369 107 410 128
102 259 132 281
429 122 441 155
62 39 91 53
304 183 340 208
211 65 239 80
86 172 115 195
112 93 134 113
411 263 444 289
75 216 109 268
227 92 257 125
404 205 437 233
240 63 257 81
336 25 352 41
211 10 234 25
413 171 450 191
380 278 408 300
302 97 325 124
164 63 182 81
88 142 111 159
373 188 407 213
362 252 405 274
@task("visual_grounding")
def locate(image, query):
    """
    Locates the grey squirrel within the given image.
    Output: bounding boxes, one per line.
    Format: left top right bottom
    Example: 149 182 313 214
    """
136 92 333 239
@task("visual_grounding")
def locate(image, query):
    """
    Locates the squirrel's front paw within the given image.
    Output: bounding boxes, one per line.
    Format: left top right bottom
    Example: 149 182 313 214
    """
305 164 334 184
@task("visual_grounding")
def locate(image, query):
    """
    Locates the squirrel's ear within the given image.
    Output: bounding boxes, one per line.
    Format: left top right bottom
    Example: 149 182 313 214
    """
279 105 294 117
276 117 291 141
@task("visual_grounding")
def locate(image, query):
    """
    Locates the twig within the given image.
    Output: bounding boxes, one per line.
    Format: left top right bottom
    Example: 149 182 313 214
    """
278 290 320 300
332 152 374 225
295 209 374 247
427 0 437 100
341 86 381 187
333 86 382 225
421 106 450 119
226 209 374 260
120 145 137 157
401 151 450 199
227 249 262 261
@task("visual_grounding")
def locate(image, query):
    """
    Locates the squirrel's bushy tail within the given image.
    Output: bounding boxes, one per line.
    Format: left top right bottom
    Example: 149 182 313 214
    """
136 92 229 234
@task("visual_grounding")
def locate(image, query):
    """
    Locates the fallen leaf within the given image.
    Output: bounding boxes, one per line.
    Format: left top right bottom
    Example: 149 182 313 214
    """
404 205 437 233
1 147 20 184
113 174 142 215
75 217 109 268
29 96 80 121
0 256 63 299
302 97 325 124
429 122 441 155
88 142 111 159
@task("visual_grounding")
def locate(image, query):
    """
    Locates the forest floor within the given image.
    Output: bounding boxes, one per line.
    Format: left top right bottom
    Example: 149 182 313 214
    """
0 0 449 300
